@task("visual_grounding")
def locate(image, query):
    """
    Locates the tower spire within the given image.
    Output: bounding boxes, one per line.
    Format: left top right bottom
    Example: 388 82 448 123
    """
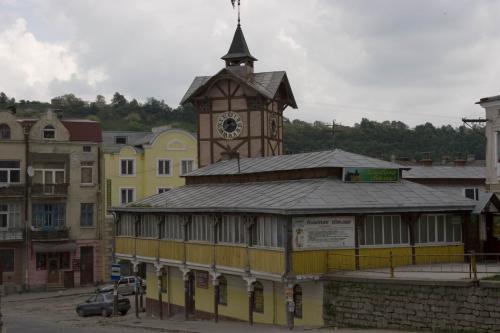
223 0 257 69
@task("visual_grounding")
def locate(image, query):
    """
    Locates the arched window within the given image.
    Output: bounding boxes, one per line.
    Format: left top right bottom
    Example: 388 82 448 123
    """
293 284 302 319
43 125 55 139
253 281 264 313
0 124 10 139
217 276 227 305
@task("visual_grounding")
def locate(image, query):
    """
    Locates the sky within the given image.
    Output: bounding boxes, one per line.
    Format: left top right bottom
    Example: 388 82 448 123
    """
0 0 499 127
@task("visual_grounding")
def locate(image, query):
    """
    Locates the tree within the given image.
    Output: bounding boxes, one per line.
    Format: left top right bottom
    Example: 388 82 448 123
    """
111 92 127 107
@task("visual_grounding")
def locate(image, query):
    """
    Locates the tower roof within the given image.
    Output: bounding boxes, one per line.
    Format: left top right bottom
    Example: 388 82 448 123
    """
221 24 257 62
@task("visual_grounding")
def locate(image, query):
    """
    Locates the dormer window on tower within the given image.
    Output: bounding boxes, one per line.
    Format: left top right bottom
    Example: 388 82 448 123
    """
43 125 55 139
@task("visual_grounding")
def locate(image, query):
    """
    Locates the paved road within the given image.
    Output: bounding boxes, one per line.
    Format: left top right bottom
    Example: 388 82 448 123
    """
2 288 415 333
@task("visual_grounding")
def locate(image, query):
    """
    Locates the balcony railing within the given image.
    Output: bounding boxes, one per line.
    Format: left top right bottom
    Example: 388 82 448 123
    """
0 184 24 197
0 228 24 241
31 227 69 240
31 183 69 196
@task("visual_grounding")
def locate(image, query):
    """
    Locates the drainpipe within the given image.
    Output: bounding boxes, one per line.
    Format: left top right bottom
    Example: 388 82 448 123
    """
23 124 31 291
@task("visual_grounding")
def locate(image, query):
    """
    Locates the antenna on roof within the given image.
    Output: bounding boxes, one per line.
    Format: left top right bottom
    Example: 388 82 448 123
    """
326 119 338 150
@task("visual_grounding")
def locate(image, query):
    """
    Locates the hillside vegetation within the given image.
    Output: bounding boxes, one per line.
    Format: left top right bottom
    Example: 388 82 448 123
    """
0 92 485 161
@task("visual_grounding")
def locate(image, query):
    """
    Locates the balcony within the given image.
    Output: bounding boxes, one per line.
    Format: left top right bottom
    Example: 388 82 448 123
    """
31 227 70 241
0 228 24 241
0 184 24 197
31 183 69 197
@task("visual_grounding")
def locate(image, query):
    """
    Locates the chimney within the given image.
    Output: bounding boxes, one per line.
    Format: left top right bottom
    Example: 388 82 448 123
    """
419 152 432 166
54 109 63 119
454 159 467 166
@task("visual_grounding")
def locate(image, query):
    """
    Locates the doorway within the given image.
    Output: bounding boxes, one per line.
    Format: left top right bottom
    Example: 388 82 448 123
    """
80 246 94 285
186 273 195 316
485 214 500 253
47 253 60 284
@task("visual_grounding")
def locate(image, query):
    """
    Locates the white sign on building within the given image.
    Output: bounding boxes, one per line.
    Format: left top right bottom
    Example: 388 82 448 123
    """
292 216 355 249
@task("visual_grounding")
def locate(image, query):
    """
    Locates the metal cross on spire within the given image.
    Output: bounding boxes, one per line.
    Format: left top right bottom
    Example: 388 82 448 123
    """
231 0 241 24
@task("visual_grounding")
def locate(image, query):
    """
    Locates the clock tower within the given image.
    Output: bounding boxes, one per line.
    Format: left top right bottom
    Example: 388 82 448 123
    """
180 23 297 168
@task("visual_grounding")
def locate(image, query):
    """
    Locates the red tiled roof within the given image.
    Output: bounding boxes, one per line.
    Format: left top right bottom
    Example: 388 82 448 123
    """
62 120 102 142
17 119 102 142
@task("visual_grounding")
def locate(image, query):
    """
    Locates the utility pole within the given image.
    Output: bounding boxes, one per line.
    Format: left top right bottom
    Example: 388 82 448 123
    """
0 261 4 333
326 119 337 150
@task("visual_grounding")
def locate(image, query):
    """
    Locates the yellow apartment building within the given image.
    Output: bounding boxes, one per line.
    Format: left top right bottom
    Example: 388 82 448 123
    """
102 126 197 277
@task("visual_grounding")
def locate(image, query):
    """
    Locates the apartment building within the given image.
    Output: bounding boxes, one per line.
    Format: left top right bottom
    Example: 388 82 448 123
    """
0 109 103 291
102 126 196 277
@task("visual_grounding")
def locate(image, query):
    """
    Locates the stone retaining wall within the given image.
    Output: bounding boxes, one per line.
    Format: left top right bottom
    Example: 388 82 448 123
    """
324 277 500 332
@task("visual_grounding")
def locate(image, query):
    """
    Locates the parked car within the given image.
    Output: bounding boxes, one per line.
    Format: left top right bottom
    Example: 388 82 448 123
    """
76 292 130 317
98 276 145 295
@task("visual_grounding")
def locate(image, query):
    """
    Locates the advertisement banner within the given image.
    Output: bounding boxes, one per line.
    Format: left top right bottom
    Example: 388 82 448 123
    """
292 216 355 249
343 167 399 182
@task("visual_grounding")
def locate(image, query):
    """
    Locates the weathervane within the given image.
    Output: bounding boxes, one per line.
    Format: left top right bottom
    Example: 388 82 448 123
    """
231 0 241 24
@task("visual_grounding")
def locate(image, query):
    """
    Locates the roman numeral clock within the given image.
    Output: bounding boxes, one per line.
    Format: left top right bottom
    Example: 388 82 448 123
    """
180 23 297 167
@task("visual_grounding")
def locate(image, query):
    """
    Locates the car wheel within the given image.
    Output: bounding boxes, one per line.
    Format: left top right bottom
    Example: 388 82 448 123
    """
77 309 85 317
120 310 128 316
101 308 111 317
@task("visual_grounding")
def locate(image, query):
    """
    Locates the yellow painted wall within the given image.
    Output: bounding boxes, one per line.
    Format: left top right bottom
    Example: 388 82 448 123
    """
293 281 324 327
327 249 356 271
104 128 197 210
415 244 465 264
359 247 412 269
136 238 158 258
159 240 184 262
194 271 214 313
215 245 247 269
293 250 327 275
115 237 135 255
217 275 249 321
186 243 213 265
249 249 284 275
143 129 197 198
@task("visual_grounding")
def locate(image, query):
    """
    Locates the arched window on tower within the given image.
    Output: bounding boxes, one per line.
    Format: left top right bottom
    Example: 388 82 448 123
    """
253 281 264 313
218 276 227 305
0 124 10 139
293 284 303 319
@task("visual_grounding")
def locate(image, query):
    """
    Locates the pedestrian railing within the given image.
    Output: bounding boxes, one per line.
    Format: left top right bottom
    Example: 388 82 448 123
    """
328 252 500 280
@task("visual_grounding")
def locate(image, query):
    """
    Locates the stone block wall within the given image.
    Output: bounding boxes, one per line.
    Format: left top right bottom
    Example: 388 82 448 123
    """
324 277 500 332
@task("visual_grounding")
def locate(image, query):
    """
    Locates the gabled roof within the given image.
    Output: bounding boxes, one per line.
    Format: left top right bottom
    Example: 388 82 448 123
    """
221 24 257 62
402 166 485 179
180 68 297 108
186 149 405 177
114 178 475 215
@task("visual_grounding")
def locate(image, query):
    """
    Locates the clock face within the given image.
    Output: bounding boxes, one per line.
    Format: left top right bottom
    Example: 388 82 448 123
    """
216 111 243 140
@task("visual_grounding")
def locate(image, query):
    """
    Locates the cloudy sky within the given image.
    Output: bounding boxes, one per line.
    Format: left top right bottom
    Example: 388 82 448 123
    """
1 0 499 127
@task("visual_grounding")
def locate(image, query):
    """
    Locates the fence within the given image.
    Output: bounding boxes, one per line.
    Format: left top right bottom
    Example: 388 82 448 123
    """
328 251 500 280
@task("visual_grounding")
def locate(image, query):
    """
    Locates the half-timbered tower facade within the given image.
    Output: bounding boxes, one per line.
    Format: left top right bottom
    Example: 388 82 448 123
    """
180 23 297 168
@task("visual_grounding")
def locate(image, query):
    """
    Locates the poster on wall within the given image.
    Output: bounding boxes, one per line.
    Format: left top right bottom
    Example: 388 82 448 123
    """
292 216 355 249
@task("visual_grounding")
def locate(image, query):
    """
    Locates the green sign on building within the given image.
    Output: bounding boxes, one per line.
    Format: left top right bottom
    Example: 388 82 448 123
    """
343 168 399 182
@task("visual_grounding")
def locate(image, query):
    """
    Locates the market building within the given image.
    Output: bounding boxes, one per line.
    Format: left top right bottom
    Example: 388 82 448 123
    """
0 109 103 292
110 22 477 327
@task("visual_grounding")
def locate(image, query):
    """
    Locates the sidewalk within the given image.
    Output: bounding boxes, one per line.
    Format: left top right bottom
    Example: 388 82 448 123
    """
106 314 414 333
3 286 96 303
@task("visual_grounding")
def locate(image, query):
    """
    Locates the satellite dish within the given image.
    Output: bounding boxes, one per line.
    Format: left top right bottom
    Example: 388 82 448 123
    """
27 166 34 177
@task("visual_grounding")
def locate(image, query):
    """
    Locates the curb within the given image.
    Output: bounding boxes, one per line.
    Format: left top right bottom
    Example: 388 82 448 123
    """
4 291 94 303
109 322 201 333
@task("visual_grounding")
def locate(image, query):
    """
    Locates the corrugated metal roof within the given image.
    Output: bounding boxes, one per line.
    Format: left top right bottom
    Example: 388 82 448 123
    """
186 149 403 177
402 166 485 179
113 178 475 215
